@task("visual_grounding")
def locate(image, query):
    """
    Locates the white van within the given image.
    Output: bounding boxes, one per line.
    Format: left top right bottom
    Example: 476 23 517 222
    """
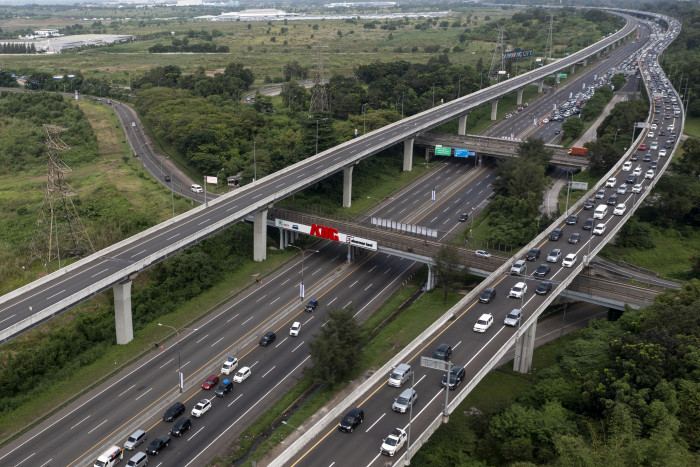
593 204 608 219
668 123 675 131
388 363 412 387
94 446 123 467
190 184 203 193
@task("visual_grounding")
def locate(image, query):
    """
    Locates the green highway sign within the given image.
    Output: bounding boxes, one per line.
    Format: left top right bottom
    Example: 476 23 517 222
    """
556 73 568 78
434 146 452 156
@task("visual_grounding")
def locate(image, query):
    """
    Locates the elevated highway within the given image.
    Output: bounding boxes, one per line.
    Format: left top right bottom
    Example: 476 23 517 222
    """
0 12 639 344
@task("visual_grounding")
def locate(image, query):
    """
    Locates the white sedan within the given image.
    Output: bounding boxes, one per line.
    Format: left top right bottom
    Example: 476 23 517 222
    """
233 366 251 383
593 224 606 236
191 399 211 417
290 321 301 336
632 183 644 193
562 253 577 268
613 203 627 215
473 313 494 333
622 161 632 171
633 166 643 176
659 148 667 156
605 177 616 188
645 169 655 179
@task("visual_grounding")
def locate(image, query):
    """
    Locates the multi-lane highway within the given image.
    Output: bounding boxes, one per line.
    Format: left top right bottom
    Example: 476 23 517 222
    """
272 14 683 467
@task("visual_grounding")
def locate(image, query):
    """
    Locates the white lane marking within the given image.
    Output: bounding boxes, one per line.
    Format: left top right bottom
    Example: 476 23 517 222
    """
344 301 352 309
292 341 305 352
39 458 51 467
134 388 153 401
270 296 280 305
226 313 240 323
327 297 337 306
188 426 205 441
228 394 243 408
195 334 209 344
276 183 285 188
431 216 438 223
130 249 147 258
368 265 377 273
241 316 253 326
46 289 66 301
453 340 462 350
166 233 179 241
183 356 312 466
250 360 260 368
366 413 386 433
252 193 263 199
280 278 290 286
356 260 417 318
384 268 392 275
364 284 373 291
87 419 108 435
117 385 135 398
276 337 288 348
159 358 174 369
303 316 314 325
313 267 322 275
256 294 267 303
210 336 224 348
181 360 190 369
198 219 209 226
70 416 90 430
91 269 109 278
349 280 358 288
0 314 16 324
14 452 35 466
262 366 276 378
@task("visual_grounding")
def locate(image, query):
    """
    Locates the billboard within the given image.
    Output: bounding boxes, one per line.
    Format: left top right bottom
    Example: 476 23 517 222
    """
434 146 452 156
502 49 533 60
275 219 377 251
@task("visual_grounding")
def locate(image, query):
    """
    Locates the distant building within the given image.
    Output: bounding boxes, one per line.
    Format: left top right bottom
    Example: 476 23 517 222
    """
34 29 61 38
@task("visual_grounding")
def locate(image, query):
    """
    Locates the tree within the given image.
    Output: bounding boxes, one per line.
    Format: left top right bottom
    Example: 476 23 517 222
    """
433 243 463 304
307 307 363 387
562 116 584 140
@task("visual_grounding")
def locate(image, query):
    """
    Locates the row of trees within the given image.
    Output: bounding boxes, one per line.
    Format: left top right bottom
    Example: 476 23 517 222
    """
0 42 36 54
414 281 700 465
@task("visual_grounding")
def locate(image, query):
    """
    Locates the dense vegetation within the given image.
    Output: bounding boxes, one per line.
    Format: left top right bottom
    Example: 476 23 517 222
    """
414 281 700 465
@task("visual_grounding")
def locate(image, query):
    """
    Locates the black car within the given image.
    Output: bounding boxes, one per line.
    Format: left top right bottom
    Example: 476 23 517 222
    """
583 198 596 210
432 343 452 361
305 299 318 312
215 379 234 397
259 331 276 346
458 212 468 222
650 161 658 169
535 281 553 295
631 153 640 161
479 288 497 304
565 215 578 225
441 366 466 389
163 174 171 182
338 407 364 433
606 194 619 206
626 174 637 184
525 248 541 261
170 417 192 437
147 434 171 455
163 402 185 422
549 228 563 241
568 233 581 244
643 153 652 162
533 264 551 277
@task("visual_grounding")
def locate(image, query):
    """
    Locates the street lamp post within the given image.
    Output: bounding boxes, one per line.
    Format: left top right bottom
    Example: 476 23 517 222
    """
158 323 192 393
288 245 318 301
432 82 441 107
362 103 368 134
564 170 574 214
170 172 174 218
253 141 262 182
405 368 415 463
458 74 466 98
614 128 621 148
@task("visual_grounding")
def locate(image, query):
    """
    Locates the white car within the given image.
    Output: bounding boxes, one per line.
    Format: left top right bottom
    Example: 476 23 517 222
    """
233 366 251 383
617 184 628 194
191 399 211 417
190 184 203 193
651 123 657 130
290 321 301 336
659 148 667 156
622 161 632 171
473 313 494 333
380 428 407 457
605 177 616 188
632 183 643 193
593 223 606 236
633 166 642 176
508 282 527 299
221 357 238 375
474 250 491 258
645 169 655 179
613 203 627 215
648 131 654 138
562 253 577 268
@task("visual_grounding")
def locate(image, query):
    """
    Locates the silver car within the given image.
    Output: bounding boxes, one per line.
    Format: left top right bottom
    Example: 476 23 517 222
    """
392 388 417 413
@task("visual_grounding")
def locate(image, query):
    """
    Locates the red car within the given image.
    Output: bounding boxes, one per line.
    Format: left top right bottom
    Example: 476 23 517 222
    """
202 374 219 390
638 144 647 151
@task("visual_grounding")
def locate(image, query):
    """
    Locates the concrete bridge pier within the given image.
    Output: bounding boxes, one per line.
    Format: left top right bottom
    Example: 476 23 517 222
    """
513 320 537 373
426 264 437 291
403 137 414 172
537 80 545 93
570 65 575 75
458 114 468 136
490 100 499 120
254 209 267 262
582 58 587 66
114 281 134 345
516 88 523 106
343 165 354 208
279 228 292 250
